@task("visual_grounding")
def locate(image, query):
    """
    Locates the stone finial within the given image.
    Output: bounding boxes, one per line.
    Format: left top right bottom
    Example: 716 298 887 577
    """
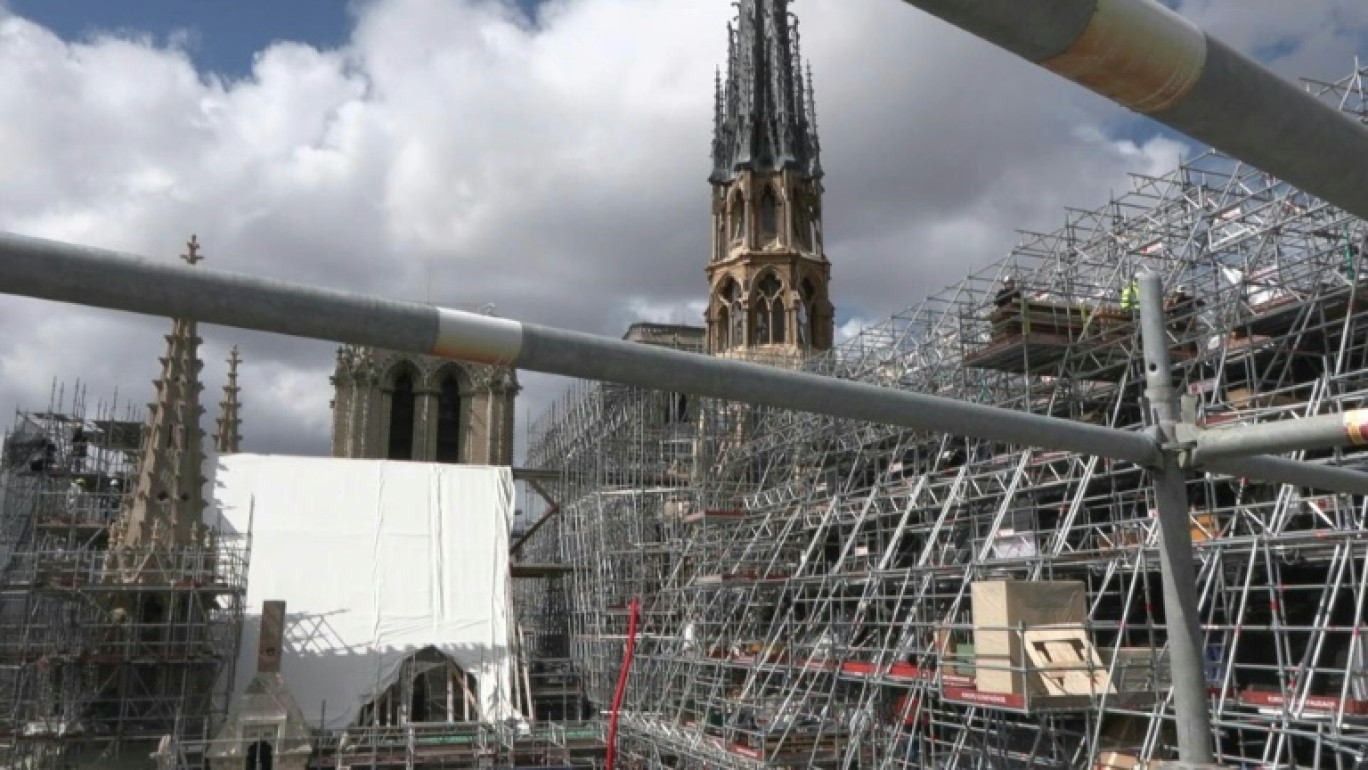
181 234 204 266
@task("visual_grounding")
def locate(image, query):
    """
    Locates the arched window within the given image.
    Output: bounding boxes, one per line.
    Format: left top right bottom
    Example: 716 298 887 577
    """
245 741 274 770
718 279 742 349
729 281 743 335
759 187 779 245
751 273 786 345
800 277 818 346
362 649 480 725
411 668 430 722
729 196 745 244
435 375 462 463
387 372 416 460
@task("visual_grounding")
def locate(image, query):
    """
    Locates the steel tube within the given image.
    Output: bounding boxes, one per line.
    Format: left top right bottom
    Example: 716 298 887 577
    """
515 323 1155 461
1201 455 1368 496
0 231 1160 465
897 0 1368 222
0 231 447 359
1137 272 1215 764
1193 411 1368 463
2 231 1367 496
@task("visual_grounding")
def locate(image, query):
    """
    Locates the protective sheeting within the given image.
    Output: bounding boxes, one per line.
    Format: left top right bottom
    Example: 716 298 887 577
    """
213 455 517 730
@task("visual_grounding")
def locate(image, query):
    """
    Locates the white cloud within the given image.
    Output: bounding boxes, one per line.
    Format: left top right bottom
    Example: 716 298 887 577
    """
836 317 872 345
0 0 1364 459
1175 0 1368 79
619 298 708 329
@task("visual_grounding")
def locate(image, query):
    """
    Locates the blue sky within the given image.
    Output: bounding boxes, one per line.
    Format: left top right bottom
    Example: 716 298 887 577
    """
7 0 543 77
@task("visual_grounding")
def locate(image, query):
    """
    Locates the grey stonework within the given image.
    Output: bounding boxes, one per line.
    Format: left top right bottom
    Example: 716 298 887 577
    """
710 0 822 184
706 0 833 359
330 346 518 466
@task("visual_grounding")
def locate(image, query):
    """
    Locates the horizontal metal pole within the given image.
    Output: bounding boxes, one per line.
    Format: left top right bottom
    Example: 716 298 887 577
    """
898 0 1368 223
517 323 1160 462
1201 455 1368 497
0 233 448 359
4 230 1368 496
0 231 1158 465
1192 411 1368 463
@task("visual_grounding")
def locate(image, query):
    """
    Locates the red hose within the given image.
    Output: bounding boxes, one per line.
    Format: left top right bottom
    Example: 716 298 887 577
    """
605 597 640 770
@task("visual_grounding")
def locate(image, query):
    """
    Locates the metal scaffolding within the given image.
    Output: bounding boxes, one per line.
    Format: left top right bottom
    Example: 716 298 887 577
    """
519 61 1368 769
0 385 248 768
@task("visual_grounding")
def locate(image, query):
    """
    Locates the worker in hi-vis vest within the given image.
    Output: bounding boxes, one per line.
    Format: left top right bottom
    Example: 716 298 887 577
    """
1120 277 1139 312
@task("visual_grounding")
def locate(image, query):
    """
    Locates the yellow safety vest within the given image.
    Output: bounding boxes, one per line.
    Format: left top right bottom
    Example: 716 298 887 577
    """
1120 282 1138 310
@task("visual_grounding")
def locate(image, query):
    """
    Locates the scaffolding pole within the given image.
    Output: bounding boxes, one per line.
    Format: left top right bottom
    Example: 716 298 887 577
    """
1193 410 1368 462
1137 271 1214 764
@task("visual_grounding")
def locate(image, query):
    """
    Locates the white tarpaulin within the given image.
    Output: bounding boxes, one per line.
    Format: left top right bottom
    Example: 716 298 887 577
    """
213 455 518 730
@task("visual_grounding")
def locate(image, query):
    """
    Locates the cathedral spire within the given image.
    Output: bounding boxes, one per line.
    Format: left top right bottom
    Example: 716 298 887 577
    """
113 236 208 558
710 0 822 184
214 346 243 455
706 0 833 360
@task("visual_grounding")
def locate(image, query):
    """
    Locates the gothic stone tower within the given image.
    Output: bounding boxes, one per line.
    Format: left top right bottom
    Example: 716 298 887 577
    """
112 237 209 557
330 346 518 466
707 0 833 360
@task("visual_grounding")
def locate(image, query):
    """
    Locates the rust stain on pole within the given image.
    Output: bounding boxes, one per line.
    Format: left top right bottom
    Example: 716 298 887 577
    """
1043 0 1206 113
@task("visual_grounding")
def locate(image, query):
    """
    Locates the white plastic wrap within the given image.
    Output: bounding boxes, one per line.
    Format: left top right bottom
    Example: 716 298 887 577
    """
213 455 517 729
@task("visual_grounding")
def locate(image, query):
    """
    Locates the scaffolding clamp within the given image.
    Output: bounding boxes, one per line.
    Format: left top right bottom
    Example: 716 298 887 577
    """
1170 396 1202 470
